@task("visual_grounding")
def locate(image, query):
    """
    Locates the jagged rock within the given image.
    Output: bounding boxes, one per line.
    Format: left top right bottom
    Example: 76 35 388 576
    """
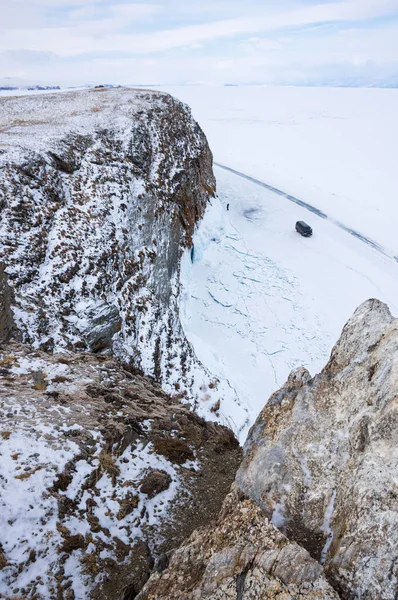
0 341 241 599
0 88 218 400
236 299 398 599
80 302 122 352
136 486 339 599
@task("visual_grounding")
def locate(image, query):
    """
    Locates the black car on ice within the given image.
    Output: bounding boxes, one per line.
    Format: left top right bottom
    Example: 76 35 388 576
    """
295 221 313 237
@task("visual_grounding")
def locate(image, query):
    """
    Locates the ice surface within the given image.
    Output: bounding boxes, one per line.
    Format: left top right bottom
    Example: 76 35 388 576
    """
180 167 398 436
175 86 398 437
161 85 398 254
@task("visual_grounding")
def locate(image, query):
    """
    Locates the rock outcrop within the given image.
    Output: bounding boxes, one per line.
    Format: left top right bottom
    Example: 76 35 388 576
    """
0 88 222 406
0 341 241 599
236 299 398 599
138 299 398 600
136 486 339 599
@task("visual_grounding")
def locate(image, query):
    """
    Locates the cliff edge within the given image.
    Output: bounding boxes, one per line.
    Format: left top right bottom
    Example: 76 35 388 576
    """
0 88 224 411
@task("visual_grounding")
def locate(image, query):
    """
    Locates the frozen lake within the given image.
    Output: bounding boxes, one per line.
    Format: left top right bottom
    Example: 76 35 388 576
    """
161 86 398 437
162 85 398 254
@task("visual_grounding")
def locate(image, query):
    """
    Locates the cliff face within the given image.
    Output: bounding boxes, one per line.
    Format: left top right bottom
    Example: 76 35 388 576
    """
0 88 244 599
0 88 216 398
0 263 14 343
236 299 398 599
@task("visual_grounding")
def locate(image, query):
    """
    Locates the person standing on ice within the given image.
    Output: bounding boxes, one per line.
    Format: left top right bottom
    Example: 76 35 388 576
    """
227 203 229 211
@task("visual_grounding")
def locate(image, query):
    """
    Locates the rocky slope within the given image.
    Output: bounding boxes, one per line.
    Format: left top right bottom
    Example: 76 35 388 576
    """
138 299 398 599
137 486 339 600
0 341 241 599
0 88 237 421
236 299 398 599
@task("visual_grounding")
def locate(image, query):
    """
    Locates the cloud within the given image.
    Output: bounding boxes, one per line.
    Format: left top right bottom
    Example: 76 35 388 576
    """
1 0 398 56
1 0 398 85
68 2 162 22
1 50 58 65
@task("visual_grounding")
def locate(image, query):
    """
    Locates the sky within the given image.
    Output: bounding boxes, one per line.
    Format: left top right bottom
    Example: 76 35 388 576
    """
1 0 398 86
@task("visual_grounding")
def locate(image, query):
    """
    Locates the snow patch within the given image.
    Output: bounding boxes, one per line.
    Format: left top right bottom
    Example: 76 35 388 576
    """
320 490 337 564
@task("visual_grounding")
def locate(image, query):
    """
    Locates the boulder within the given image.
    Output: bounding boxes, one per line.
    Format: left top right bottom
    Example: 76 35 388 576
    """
140 470 172 498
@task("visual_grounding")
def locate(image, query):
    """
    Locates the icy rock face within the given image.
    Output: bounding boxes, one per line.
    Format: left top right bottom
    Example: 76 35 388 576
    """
236 299 398 599
0 88 215 391
136 486 339 599
0 341 241 599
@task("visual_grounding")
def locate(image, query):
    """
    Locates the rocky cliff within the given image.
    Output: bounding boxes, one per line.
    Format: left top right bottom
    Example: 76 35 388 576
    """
138 299 398 599
0 264 15 343
236 299 398 599
136 486 339 600
2 89 397 600
0 88 244 599
0 88 231 414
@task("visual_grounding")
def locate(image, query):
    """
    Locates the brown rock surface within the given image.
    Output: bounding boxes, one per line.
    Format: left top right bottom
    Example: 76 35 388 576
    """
140 470 172 499
136 486 339 600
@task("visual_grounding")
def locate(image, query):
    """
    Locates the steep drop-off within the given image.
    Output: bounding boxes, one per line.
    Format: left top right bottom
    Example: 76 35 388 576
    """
0 88 245 599
0 88 229 413
237 299 398 599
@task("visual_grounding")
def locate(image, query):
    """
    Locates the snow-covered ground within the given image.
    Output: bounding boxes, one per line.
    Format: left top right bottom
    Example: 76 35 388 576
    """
174 86 398 437
0 347 201 598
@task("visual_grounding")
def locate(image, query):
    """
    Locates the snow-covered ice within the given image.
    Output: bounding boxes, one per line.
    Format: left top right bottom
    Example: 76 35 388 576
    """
161 85 398 255
174 86 398 438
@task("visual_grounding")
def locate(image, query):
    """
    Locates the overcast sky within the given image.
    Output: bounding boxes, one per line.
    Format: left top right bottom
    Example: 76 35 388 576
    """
1 0 398 85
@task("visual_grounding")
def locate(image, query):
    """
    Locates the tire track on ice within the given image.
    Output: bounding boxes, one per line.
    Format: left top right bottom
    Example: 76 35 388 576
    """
215 162 396 261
